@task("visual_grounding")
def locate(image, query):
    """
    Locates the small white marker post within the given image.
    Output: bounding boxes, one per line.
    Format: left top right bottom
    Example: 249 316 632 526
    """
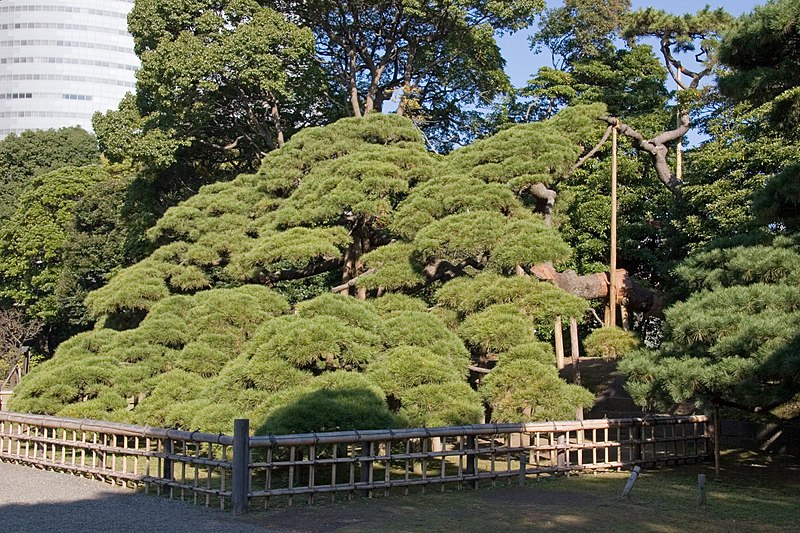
621 465 641 498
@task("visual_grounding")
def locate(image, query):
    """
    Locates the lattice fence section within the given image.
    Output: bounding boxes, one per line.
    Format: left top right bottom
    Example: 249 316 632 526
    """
246 416 709 507
0 412 708 513
0 412 235 508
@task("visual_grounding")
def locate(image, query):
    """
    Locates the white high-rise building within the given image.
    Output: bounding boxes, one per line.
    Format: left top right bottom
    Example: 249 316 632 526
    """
0 0 139 138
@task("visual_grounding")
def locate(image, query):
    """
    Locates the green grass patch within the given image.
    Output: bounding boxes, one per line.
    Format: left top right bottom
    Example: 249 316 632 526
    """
239 450 800 532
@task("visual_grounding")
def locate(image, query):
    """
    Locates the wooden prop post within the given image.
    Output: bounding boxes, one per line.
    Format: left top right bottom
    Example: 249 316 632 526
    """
570 317 580 385
697 474 707 507
609 124 618 327
555 316 565 370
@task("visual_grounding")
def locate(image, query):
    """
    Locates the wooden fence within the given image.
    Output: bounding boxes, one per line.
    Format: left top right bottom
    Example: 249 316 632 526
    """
0 411 709 514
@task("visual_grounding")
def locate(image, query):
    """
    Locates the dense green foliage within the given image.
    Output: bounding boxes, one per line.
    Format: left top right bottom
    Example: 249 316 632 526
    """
0 127 99 223
620 0 800 419
718 0 800 137
583 327 640 359
11 112 597 432
7 0 800 436
0 165 132 332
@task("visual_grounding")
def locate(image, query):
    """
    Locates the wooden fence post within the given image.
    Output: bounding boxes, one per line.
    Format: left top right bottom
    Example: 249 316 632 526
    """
557 434 566 470
359 442 373 498
466 435 478 489
163 438 173 482
231 418 250 515
518 452 527 486
697 473 707 507
713 405 721 478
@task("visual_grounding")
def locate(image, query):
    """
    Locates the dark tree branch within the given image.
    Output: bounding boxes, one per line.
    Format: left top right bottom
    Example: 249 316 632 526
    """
570 125 613 174
523 183 558 226
256 257 342 284
600 115 687 196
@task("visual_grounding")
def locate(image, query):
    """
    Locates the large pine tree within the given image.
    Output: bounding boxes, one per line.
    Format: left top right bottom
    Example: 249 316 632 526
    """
11 110 600 433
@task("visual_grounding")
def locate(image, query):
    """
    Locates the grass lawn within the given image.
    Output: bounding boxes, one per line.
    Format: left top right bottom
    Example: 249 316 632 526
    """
239 450 800 532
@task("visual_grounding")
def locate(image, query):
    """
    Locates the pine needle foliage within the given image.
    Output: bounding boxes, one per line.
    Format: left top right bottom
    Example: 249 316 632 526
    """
583 327 641 359
13 109 602 432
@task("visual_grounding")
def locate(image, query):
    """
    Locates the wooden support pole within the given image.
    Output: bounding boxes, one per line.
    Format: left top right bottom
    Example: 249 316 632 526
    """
466 435 478 489
359 443 373 497
231 418 250 515
570 317 580 385
555 316 565 370
609 124 618 328
713 405 721 478
518 452 527 487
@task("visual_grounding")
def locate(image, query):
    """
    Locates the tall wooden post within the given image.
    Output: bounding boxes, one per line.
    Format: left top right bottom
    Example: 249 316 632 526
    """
676 66 684 182
609 124 618 328
713 405 721 478
570 317 580 385
554 316 565 370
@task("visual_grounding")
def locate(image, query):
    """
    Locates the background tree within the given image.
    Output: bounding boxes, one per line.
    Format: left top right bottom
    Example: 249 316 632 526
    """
620 0 800 420
270 0 542 150
0 127 99 223
717 0 800 138
0 164 134 349
0 309 42 379
125 0 328 172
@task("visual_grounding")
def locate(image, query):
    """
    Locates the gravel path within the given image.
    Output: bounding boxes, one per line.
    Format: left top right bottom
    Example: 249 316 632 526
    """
0 461 279 533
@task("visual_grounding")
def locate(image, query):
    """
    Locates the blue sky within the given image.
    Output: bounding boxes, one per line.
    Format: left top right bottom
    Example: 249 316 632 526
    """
498 0 767 87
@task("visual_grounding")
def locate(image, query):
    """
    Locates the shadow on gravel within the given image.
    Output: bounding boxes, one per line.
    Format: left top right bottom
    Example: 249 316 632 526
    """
0 495 272 533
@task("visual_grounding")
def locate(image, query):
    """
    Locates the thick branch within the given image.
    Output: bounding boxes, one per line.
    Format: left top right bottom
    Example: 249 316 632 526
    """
330 268 377 293
711 396 788 414
524 183 558 226
570 125 613 175
531 263 665 317
600 115 686 195
256 258 342 284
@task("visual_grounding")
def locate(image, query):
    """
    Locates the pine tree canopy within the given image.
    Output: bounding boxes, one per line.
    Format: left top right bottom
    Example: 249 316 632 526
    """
11 110 601 433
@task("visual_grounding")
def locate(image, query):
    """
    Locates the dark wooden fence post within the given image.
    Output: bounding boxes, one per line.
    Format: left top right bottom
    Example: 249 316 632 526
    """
231 418 250 515
163 438 173 481
466 435 478 488
518 452 528 486
359 441 373 498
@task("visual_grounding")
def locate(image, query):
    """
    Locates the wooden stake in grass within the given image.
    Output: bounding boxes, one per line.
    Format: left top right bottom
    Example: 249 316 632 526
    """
697 474 707 508
621 465 641 498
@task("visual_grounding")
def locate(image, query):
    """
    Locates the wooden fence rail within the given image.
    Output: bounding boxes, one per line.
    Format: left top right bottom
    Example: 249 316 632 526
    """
0 411 709 514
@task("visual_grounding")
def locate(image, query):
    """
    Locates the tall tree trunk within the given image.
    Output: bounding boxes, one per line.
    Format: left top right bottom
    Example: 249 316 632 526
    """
348 52 362 118
342 223 371 298
270 101 284 148
363 65 386 114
